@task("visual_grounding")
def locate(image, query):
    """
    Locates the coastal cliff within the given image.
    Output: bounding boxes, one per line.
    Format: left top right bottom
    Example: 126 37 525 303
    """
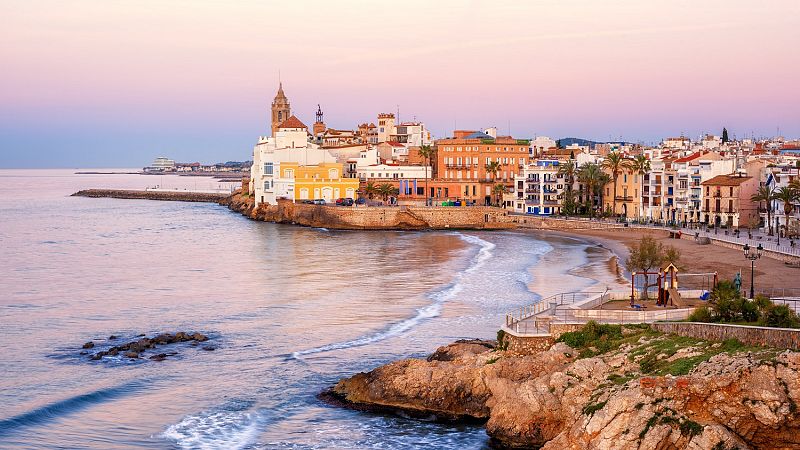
220 191 516 230
325 326 800 449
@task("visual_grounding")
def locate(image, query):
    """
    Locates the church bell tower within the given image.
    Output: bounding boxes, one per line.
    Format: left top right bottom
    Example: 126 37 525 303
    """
271 82 291 136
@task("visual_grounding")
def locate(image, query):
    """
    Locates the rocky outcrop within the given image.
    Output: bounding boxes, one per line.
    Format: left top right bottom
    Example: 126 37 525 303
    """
85 332 210 361
220 191 516 231
327 331 800 449
72 189 227 202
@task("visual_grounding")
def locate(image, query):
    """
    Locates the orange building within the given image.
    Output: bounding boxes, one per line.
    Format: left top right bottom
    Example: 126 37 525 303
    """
432 131 530 205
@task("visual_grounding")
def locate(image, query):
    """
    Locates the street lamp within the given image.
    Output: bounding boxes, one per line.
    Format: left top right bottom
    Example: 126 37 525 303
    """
743 243 763 299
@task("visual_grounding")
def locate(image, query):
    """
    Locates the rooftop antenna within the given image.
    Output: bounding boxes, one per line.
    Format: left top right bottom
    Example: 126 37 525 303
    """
397 104 400 122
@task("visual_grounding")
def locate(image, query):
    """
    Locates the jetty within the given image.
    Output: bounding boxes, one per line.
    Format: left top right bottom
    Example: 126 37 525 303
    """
72 189 229 203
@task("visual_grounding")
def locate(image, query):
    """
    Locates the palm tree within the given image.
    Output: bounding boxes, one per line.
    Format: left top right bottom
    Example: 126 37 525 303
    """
601 152 632 216
773 186 799 238
751 184 776 235
557 159 578 216
417 145 435 205
376 183 395 201
492 183 507 207
628 154 651 220
363 181 378 199
577 162 603 218
597 172 612 217
484 160 501 182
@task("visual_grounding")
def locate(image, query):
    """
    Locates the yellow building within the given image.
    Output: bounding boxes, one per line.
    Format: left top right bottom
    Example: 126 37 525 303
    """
281 162 360 201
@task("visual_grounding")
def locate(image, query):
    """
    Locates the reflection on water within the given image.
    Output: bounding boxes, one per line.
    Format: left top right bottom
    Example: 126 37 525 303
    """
0 169 619 449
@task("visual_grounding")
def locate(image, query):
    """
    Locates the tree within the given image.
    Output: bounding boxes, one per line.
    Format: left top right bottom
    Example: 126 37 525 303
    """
376 183 396 201
363 181 378 199
557 160 578 216
628 155 651 220
597 172 612 216
417 145 435 205
577 163 604 218
751 184 776 235
625 235 681 300
484 160 501 182
773 186 799 237
722 127 729 144
492 183 507 207
601 152 632 216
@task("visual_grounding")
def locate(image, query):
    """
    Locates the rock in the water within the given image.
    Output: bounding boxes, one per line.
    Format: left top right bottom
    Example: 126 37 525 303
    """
124 351 139 359
108 335 117 340
174 331 190 341
202 345 215 351
149 353 168 361
82 341 94 349
192 333 208 342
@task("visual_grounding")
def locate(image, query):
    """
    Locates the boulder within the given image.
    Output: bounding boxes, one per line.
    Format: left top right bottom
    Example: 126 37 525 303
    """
82 341 94 349
192 333 208 342
124 351 139 359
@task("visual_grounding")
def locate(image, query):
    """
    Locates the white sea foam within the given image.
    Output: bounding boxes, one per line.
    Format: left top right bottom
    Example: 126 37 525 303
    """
290 233 494 359
161 404 261 450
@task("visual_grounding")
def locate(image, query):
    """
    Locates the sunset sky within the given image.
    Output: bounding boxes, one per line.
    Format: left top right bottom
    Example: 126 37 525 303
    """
1 0 798 168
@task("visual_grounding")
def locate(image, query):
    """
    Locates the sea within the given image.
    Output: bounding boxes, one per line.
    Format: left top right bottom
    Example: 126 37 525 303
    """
0 169 623 449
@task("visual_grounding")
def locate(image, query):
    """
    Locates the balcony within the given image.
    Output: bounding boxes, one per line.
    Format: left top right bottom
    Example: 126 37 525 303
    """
615 196 634 201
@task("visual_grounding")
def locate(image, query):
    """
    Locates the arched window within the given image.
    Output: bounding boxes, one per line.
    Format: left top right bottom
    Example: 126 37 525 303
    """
278 112 282 121
328 168 339 179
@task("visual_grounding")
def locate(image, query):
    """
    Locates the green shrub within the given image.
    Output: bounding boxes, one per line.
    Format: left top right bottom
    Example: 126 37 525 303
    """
557 321 623 349
761 304 800 328
496 329 508 350
688 306 713 323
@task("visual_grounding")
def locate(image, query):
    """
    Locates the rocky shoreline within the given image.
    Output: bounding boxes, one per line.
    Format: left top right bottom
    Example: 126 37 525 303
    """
220 191 516 230
325 325 800 449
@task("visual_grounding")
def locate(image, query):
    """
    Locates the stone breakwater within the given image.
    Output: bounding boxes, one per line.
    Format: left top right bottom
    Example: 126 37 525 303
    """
73 189 228 202
220 191 516 230
324 330 800 449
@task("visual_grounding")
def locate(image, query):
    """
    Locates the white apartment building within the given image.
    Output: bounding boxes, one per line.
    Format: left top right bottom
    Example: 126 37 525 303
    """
513 160 567 215
250 117 339 206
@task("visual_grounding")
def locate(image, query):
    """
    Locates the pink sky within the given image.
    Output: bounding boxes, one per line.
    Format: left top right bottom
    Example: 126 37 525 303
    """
1 0 798 167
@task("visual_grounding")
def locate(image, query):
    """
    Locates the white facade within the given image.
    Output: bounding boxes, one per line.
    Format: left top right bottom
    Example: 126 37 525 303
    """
530 136 556 157
514 160 567 215
357 164 430 181
250 126 338 206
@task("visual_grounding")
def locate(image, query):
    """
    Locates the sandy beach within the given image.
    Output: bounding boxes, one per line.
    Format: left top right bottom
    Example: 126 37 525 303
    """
549 227 800 294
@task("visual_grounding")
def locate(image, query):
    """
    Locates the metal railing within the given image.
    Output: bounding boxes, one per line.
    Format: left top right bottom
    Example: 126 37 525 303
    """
505 291 606 328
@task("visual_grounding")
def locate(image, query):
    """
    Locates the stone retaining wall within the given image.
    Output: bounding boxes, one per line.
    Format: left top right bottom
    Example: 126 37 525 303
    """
511 215 623 230
72 189 228 203
502 323 585 356
223 193 516 230
652 322 800 350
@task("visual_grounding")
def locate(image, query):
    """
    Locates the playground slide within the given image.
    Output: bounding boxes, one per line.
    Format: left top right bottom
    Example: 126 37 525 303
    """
667 288 682 307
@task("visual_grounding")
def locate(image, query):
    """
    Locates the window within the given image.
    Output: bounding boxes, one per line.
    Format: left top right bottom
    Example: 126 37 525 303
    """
328 168 339 179
284 169 294 178
264 162 273 175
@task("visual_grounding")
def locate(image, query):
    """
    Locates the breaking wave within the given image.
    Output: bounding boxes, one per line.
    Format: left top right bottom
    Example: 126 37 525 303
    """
290 233 495 359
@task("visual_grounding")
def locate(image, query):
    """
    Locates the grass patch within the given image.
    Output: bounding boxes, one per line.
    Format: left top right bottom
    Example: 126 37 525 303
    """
607 373 636 385
485 356 500 365
582 400 607 416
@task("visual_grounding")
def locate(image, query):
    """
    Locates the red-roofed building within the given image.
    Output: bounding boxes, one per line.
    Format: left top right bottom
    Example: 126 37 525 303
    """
701 174 759 228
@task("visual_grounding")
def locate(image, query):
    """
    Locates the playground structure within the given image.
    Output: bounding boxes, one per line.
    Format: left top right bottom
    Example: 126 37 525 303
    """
630 266 717 307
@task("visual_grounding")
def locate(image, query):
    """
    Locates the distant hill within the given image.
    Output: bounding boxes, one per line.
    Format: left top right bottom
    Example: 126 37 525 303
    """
556 137 600 148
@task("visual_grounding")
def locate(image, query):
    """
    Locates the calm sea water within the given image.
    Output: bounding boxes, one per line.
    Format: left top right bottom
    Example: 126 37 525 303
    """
0 169 618 449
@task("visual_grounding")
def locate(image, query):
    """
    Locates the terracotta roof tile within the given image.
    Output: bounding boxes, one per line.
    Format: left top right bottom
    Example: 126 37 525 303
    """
277 115 307 130
701 174 752 186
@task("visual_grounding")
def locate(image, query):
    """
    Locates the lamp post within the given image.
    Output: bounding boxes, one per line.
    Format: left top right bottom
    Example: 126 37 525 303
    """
743 243 763 299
